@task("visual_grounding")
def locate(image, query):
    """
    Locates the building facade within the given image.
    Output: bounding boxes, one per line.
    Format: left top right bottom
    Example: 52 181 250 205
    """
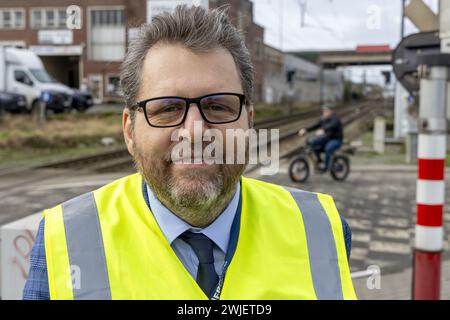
262 44 285 104
0 0 149 103
209 0 264 103
0 0 341 105
262 50 344 105
0 0 266 104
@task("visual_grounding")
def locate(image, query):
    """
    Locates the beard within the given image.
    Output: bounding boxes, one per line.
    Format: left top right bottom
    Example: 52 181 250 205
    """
132 138 247 227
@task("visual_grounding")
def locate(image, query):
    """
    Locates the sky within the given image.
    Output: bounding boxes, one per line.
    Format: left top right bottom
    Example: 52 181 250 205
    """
250 0 439 51
250 0 439 85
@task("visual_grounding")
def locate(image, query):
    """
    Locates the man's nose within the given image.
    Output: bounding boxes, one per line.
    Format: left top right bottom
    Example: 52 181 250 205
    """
183 103 209 136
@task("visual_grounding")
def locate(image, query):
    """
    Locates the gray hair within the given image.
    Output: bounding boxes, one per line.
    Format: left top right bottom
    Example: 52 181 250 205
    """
120 5 254 113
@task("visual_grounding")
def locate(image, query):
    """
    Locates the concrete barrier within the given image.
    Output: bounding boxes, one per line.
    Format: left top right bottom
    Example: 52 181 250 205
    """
0 212 41 300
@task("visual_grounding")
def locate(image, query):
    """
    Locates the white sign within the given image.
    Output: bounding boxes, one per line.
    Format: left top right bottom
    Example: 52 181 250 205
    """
38 30 73 45
0 41 26 48
0 212 42 300
147 0 208 22
30 45 83 56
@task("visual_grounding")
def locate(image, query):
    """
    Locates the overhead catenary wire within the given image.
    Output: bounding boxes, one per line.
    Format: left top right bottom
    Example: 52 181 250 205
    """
302 1 348 47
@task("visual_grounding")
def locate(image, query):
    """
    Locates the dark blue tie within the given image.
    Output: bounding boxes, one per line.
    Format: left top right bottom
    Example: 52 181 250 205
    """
180 231 219 297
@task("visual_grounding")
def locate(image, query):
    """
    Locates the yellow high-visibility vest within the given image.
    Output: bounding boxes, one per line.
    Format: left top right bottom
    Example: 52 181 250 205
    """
43 173 356 300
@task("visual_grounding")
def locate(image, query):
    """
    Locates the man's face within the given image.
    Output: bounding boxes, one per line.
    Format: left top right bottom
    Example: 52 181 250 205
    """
322 108 333 118
123 43 253 225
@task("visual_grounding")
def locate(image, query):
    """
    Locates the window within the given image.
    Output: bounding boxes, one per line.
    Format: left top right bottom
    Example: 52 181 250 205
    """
91 9 124 27
29 69 56 83
255 39 263 61
32 10 42 28
117 10 123 24
89 8 125 61
46 10 55 28
106 75 121 96
108 10 116 25
3 11 11 29
0 9 25 30
14 10 24 28
31 8 69 29
58 9 67 28
14 70 33 86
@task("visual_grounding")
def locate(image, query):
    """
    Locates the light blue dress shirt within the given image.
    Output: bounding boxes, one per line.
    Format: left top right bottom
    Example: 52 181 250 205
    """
146 183 240 280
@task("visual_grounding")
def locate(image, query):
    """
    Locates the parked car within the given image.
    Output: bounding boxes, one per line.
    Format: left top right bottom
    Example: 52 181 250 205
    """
0 91 27 113
41 90 72 114
71 89 94 112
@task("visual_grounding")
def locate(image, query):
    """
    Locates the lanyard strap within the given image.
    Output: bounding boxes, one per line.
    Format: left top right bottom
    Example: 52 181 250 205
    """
210 190 241 300
141 178 242 300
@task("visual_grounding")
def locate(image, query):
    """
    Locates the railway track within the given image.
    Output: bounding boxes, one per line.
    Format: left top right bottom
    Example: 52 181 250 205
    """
245 99 381 173
0 99 381 204
30 99 380 173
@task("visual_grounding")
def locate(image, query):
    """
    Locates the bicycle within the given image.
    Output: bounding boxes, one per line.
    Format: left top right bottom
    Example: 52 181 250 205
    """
288 138 352 183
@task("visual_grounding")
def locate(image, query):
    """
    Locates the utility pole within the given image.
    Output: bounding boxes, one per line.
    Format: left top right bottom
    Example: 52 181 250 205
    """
394 0 408 139
401 0 406 39
413 54 448 301
362 69 367 96
318 64 324 106
298 0 307 28
279 0 284 50
412 0 449 300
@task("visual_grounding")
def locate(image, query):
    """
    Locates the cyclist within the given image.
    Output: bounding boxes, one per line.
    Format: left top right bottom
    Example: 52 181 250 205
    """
298 104 343 173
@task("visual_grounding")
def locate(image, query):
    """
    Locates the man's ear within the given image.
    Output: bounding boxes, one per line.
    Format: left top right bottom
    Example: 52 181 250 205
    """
123 108 134 156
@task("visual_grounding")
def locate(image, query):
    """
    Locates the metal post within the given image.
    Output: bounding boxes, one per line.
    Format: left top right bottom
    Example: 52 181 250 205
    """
319 64 324 106
401 0 406 39
279 0 284 51
37 91 48 128
413 62 448 300
393 0 407 139
38 100 46 128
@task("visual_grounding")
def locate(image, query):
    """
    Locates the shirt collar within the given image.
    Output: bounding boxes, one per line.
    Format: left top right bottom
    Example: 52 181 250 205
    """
146 182 240 254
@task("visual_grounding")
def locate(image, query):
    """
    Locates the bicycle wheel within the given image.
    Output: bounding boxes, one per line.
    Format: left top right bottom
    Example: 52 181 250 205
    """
330 155 350 181
289 156 310 183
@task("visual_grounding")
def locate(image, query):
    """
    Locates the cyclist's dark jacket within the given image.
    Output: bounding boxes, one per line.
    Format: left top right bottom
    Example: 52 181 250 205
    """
305 113 343 140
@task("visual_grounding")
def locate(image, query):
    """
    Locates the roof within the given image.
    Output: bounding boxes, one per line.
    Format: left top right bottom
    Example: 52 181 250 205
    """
355 45 391 53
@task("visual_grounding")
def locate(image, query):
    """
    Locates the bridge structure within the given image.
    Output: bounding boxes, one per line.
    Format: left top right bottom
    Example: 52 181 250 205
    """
289 45 393 67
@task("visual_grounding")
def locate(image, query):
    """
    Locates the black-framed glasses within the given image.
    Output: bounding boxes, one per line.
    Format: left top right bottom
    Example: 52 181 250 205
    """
132 92 246 128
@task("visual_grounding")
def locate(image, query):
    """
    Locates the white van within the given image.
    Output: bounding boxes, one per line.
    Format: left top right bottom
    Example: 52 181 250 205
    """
0 46 73 113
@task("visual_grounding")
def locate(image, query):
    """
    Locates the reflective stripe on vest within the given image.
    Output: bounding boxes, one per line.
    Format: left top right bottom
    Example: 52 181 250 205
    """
62 192 111 300
284 187 343 300
44 174 355 300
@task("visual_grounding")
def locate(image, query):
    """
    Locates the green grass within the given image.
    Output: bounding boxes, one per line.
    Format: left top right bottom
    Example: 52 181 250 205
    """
0 99 381 168
353 129 450 167
446 153 450 167
0 113 124 167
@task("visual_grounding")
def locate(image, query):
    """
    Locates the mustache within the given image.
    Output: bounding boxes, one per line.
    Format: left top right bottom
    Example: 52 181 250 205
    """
163 141 233 164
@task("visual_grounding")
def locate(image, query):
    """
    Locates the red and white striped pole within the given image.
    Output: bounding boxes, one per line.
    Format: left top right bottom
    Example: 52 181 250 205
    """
413 61 448 300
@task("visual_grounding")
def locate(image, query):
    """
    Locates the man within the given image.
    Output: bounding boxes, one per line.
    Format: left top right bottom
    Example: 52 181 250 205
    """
24 6 355 300
299 105 343 172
